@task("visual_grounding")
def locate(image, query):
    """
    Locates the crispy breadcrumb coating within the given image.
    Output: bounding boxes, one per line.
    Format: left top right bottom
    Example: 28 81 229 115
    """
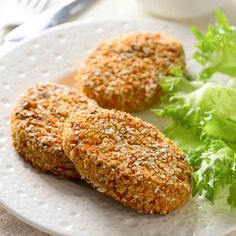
11 83 97 178
76 32 185 112
63 108 192 214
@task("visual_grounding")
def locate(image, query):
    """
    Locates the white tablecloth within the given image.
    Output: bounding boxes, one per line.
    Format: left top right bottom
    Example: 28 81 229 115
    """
0 0 236 235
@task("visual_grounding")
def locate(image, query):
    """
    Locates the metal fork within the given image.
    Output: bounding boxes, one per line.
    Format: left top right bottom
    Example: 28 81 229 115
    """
0 0 50 29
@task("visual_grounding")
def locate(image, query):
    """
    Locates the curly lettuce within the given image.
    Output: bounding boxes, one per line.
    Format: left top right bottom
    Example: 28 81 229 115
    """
192 9 236 80
189 140 236 206
153 68 236 207
153 10 236 207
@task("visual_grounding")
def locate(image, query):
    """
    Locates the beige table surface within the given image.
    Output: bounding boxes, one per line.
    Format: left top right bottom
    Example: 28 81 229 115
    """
0 0 236 235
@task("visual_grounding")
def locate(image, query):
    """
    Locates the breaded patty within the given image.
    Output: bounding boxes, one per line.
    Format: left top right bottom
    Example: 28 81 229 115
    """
62 108 192 214
75 32 185 112
11 83 97 178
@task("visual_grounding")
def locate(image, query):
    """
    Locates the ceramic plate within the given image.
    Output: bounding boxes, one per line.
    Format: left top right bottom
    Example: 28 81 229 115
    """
0 19 235 236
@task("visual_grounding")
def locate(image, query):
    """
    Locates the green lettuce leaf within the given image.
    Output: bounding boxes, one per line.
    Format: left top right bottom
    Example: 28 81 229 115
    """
164 123 201 151
154 11 236 207
154 70 236 145
192 9 236 80
188 140 236 203
228 179 236 207
153 67 236 206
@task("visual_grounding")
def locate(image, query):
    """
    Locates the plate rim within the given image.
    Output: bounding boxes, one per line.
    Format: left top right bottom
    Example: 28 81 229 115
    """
0 18 234 236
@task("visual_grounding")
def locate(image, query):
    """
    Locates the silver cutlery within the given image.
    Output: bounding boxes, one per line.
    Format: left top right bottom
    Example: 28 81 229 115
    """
5 0 96 43
0 0 96 56
0 0 49 29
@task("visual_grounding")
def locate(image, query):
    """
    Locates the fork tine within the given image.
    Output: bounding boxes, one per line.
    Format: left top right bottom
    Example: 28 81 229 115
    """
19 0 31 5
33 0 50 13
17 0 49 13
27 0 45 9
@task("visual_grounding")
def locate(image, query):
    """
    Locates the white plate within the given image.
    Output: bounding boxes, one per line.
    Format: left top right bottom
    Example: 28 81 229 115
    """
0 19 235 236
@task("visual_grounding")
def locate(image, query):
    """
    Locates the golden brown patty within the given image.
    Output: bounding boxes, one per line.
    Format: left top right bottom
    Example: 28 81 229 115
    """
62 108 192 214
75 32 185 112
11 83 97 178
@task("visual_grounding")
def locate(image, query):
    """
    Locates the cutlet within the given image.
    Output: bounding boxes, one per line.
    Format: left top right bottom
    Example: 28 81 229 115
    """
62 108 192 214
76 32 185 111
11 83 97 178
